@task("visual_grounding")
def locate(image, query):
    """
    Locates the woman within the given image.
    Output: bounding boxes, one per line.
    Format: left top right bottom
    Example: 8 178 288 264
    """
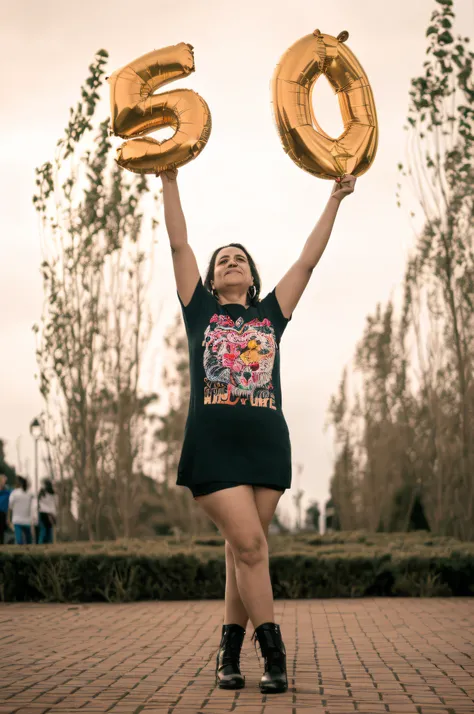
160 168 355 693
38 478 57 544
8 476 34 545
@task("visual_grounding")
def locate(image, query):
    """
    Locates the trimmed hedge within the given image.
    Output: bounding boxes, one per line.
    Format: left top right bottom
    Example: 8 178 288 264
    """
1 532 474 602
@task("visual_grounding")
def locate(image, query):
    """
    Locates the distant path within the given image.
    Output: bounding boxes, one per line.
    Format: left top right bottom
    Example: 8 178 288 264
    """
0 599 473 714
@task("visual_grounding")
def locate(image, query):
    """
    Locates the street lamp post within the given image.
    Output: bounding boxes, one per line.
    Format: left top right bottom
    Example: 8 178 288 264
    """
29 418 42 495
29 418 42 544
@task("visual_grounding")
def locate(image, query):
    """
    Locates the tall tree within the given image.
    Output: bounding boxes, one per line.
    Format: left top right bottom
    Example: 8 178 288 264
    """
327 0 474 539
0 440 17 485
326 369 359 529
304 501 320 532
33 51 159 540
154 313 190 488
153 313 214 534
398 0 474 537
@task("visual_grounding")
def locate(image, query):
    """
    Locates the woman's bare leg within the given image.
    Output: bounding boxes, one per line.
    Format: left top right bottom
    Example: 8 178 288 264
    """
224 541 248 627
224 486 283 627
196 485 283 628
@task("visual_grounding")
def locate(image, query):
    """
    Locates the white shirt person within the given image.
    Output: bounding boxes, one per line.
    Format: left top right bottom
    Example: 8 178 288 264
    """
8 477 35 545
38 479 57 544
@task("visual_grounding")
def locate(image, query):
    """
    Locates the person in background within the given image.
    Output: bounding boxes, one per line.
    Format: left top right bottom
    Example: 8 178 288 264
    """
0 472 12 544
38 479 57 544
8 476 34 545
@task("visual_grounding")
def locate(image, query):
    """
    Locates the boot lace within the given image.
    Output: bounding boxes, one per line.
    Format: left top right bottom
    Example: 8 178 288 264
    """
251 630 260 661
251 629 284 673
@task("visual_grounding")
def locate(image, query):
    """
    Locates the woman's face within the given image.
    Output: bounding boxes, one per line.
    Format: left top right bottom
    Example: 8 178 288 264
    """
211 247 254 295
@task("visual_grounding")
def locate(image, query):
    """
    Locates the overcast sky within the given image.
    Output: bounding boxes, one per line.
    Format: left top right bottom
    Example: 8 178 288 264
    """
1 0 473 527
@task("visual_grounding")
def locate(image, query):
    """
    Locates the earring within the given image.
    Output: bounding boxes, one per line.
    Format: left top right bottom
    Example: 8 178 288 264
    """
248 285 257 299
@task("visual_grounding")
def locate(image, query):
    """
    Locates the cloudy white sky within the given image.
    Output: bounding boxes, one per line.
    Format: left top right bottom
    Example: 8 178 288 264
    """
1 0 473 526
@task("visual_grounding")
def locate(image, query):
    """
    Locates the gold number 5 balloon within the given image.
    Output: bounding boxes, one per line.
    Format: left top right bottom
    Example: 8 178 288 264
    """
108 43 211 174
272 30 378 179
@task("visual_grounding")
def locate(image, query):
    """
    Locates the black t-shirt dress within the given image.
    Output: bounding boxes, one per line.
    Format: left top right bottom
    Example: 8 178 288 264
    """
177 278 292 496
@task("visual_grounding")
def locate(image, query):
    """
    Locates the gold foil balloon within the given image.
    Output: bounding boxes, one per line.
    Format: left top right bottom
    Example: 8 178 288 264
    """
272 30 378 179
108 43 211 174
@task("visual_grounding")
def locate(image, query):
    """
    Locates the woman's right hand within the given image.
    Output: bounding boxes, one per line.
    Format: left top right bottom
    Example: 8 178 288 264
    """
158 168 178 182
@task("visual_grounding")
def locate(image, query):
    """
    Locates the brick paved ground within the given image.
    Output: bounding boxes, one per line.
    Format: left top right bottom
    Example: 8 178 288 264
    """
0 599 473 714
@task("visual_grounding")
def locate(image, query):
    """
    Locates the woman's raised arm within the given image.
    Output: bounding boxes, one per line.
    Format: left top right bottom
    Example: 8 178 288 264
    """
275 175 356 318
160 170 200 306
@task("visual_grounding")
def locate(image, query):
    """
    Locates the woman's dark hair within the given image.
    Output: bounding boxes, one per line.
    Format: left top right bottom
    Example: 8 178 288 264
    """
204 243 261 306
39 479 55 499
16 476 28 492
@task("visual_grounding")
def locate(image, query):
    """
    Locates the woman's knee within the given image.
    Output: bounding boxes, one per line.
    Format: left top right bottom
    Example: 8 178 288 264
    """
230 532 268 567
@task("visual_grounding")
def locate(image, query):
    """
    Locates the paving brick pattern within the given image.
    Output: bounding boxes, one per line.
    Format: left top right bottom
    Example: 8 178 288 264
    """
0 599 473 714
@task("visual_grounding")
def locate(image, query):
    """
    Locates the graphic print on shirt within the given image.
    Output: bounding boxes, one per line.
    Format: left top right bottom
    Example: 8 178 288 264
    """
202 314 277 409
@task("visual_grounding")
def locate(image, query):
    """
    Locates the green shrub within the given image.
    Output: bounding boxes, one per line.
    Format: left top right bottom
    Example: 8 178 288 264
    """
1 531 473 602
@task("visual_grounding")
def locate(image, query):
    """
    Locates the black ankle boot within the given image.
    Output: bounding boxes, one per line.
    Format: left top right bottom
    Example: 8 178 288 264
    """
215 624 246 689
251 622 288 693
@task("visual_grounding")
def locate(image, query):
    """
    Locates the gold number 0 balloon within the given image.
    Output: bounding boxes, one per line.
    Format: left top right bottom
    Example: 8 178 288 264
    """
272 30 378 178
108 43 211 174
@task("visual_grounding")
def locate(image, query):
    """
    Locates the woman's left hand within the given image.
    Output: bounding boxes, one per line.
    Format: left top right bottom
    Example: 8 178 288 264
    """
331 174 356 202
